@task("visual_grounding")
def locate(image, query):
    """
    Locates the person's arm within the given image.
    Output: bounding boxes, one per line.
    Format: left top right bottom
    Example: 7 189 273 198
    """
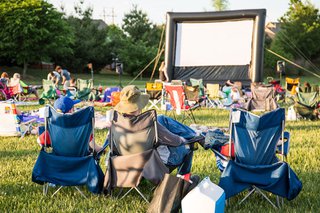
156 122 185 147
61 75 66 85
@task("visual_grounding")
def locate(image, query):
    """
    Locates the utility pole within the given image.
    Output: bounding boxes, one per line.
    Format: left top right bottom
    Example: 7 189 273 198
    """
102 8 107 23
100 8 116 25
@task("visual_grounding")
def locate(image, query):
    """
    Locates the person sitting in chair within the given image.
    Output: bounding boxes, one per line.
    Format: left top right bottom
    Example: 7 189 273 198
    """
10 73 39 99
109 85 204 175
37 96 103 152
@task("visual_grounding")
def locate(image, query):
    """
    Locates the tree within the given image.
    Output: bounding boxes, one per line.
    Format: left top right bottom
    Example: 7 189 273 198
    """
55 0 109 72
119 5 162 76
122 5 152 42
0 0 73 76
266 0 320 73
212 0 229 11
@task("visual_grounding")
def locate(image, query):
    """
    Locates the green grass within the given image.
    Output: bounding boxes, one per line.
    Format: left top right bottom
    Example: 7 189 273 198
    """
0 68 320 212
1 108 320 212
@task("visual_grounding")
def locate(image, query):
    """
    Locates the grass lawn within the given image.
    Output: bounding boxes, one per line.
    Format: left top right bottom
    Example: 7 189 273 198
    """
0 68 319 212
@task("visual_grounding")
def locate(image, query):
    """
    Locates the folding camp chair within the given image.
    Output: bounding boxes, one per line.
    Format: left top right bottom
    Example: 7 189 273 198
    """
0 80 13 100
0 101 40 138
145 82 163 110
164 84 197 124
104 110 168 202
190 78 205 98
76 79 96 101
8 83 29 101
206 83 223 108
219 108 302 208
294 88 319 120
184 85 200 105
244 83 278 111
40 79 58 103
285 77 300 96
32 106 105 197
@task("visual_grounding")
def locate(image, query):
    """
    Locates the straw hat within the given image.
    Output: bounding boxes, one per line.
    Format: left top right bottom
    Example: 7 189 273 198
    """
115 85 149 114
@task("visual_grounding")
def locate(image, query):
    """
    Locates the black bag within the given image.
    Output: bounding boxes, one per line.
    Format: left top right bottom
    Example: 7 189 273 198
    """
148 174 194 213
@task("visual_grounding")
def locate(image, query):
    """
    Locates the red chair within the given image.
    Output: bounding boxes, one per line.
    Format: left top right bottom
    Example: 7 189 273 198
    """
164 84 197 123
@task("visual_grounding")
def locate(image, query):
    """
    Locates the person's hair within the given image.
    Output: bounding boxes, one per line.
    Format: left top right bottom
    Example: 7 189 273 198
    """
1 72 9 78
55 66 62 71
304 82 311 88
70 78 76 84
13 73 21 79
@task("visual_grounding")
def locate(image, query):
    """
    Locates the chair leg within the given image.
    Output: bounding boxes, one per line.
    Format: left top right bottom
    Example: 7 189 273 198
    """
120 188 134 200
276 195 284 208
75 186 87 199
239 187 256 205
254 186 278 209
119 187 149 203
134 187 149 203
43 183 49 195
51 186 63 197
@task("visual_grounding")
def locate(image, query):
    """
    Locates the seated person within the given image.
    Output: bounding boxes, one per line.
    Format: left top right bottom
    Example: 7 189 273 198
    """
37 96 103 152
109 85 204 175
0 72 10 86
10 73 39 99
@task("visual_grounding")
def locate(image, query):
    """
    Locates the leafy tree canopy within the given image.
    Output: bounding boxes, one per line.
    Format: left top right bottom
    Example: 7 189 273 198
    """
265 0 320 74
0 0 73 75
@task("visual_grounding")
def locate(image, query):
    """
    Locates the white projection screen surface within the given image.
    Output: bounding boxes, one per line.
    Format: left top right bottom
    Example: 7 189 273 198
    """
175 20 254 66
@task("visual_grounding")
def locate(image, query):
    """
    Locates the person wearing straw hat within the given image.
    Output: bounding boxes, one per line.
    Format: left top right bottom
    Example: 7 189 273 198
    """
111 85 204 175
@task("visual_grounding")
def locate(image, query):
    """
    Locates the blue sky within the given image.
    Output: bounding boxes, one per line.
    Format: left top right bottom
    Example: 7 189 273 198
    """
48 0 320 25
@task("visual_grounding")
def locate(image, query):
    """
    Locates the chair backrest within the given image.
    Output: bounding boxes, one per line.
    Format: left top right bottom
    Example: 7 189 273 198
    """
8 84 22 95
0 101 21 136
247 83 278 111
231 108 285 165
46 106 94 157
171 80 183 85
146 82 163 100
184 85 200 102
297 91 319 108
206 83 220 99
286 77 300 95
165 85 186 110
42 79 55 92
109 110 158 155
190 78 205 97
77 79 93 91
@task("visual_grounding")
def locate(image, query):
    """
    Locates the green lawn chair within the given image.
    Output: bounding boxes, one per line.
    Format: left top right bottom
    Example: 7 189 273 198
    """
76 79 98 101
40 79 58 104
294 87 319 120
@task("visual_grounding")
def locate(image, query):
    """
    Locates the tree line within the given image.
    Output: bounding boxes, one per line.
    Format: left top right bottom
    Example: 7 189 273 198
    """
0 0 162 77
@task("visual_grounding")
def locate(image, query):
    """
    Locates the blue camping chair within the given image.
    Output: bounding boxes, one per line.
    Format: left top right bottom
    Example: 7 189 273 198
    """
32 106 105 197
219 108 302 208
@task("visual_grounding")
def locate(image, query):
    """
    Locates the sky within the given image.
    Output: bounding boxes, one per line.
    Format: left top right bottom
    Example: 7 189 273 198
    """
47 0 320 25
